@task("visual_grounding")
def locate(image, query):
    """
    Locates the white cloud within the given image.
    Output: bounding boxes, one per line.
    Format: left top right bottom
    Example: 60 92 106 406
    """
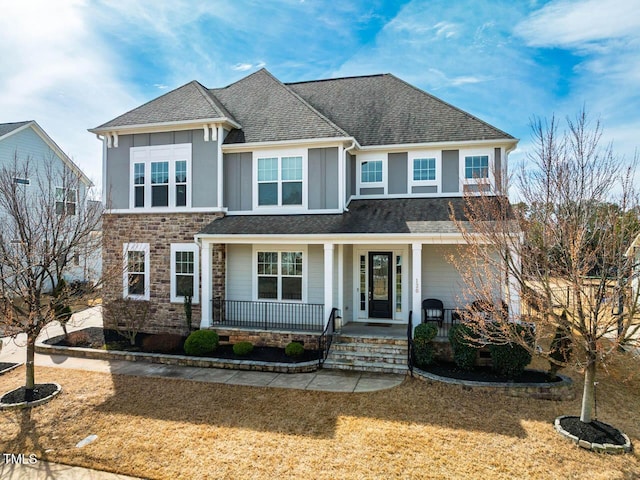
517 0 640 48
0 0 138 195
232 63 253 72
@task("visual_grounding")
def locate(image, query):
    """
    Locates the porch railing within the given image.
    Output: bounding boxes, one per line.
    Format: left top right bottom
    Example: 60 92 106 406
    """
318 307 337 367
211 298 324 332
421 308 461 339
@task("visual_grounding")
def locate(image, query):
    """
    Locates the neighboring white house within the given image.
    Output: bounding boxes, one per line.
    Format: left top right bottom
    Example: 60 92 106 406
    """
0 120 101 286
626 233 640 307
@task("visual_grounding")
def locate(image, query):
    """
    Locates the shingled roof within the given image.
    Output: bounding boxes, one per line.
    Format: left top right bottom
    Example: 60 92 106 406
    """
211 69 349 144
0 121 31 138
198 197 511 236
287 74 513 146
94 81 236 130
93 69 514 145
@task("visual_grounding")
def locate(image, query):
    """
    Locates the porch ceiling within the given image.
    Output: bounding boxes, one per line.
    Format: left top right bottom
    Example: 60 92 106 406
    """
198 197 509 236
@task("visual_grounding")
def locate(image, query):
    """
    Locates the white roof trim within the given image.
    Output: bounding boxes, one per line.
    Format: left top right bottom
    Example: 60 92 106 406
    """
88 117 241 135
222 137 359 152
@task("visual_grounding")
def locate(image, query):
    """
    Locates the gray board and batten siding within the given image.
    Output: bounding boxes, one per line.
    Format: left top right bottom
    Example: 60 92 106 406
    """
388 152 408 195
105 130 218 209
224 152 253 211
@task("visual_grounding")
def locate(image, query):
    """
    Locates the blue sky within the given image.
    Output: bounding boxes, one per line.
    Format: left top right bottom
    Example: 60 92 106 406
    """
1 0 639 194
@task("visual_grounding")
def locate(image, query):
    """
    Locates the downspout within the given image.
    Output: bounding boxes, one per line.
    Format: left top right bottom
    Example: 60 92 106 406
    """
343 140 356 211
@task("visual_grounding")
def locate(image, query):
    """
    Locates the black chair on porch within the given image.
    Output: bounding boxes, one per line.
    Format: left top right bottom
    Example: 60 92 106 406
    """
422 298 444 328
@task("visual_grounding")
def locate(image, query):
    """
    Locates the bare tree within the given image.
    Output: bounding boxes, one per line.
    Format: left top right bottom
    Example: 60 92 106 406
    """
451 109 640 424
0 153 102 401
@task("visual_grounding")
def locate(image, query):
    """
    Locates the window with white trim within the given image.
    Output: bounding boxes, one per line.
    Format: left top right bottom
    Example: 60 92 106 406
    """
170 243 199 303
257 251 303 301
55 187 77 215
413 158 436 181
464 155 489 179
257 156 303 206
123 243 150 300
13 177 30 185
130 144 191 209
361 160 383 183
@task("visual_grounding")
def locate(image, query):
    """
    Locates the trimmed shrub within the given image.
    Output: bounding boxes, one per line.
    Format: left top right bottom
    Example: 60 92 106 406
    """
489 342 532 379
285 341 304 357
448 324 479 370
184 330 219 356
141 333 185 354
413 323 438 368
233 341 254 356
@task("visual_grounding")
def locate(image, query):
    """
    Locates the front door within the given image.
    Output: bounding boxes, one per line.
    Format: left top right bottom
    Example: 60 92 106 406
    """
368 252 393 319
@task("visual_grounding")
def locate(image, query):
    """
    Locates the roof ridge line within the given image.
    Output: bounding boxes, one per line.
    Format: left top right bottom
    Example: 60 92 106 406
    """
191 80 238 125
285 73 387 86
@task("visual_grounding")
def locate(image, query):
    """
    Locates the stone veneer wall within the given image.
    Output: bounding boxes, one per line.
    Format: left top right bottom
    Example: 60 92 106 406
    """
102 213 225 335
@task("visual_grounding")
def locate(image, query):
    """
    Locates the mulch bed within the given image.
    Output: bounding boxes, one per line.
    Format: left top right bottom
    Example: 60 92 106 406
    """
0 362 18 374
559 416 628 445
420 361 561 383
45 327 319 364
1 383 59 404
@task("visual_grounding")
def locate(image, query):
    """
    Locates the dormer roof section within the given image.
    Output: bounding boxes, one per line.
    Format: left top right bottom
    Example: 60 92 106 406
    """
211 69 350 145
90 81 240 134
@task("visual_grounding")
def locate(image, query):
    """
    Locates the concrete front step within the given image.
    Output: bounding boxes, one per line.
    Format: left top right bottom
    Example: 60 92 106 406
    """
323 334 409 374
323 358 408 374
330 342 407 355
327 349 407 365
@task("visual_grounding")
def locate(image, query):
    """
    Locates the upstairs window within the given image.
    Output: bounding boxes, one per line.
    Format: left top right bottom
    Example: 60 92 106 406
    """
465 155 489 179
55 187 77 215
361 160 383 183
14 177 30 185
130 144 191 209
413 158 436 181
257 155 303 207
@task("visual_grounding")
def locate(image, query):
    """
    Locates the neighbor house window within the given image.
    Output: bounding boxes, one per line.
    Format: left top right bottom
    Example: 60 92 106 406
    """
465 155 489 179
170 243 199 303
413 158 436 181
361 160 383 183
257 156 303 206
257 251 303 301
130 144 191 209
55 187 77 215
123 243 149 300
13 177 30 185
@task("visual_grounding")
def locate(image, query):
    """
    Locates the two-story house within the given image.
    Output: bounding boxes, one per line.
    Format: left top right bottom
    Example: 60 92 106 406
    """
0 120 99 287
91 69 518 364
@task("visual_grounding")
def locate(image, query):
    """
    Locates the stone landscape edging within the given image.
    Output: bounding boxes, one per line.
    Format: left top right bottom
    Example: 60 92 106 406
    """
413 367 575 401
0 382 62 410
35 341 320 373
554 415 633 454
0 362 22 375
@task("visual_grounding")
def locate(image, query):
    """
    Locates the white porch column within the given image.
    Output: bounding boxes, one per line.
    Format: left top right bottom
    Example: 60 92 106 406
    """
324 243 334 323
412 242 423 326
200 241 212 328
337 244 344 317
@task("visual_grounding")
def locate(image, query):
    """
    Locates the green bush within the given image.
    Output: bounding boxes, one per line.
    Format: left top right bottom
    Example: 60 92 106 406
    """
489 342 532 379
233 341 254 356
184 330 219 356
413 323 438 368
285 341 304 357
448 324 479 370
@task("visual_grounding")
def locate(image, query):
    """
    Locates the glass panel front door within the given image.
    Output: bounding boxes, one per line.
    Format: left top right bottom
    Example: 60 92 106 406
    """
368 252 393 318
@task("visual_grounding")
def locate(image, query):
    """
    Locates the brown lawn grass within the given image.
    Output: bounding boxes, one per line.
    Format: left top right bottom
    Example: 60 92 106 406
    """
1 358 639 480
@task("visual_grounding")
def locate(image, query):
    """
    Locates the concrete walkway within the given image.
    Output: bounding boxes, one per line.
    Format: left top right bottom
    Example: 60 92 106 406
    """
1 307 405 479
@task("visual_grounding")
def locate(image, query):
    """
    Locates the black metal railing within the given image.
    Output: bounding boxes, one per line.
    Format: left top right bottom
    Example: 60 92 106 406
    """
318 307 337 367
407 310 414 376
212 298 324 332
430 309 462 338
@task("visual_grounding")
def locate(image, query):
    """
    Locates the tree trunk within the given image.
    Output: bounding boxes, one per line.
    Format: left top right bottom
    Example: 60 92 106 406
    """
25 333 36 402
580 360 596 423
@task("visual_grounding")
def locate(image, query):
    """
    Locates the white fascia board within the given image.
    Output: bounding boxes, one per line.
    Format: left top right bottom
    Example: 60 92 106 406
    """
88 117 241 135
193 232 478 245
105 207 227 215
359 138 519 153
222 137 359 152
